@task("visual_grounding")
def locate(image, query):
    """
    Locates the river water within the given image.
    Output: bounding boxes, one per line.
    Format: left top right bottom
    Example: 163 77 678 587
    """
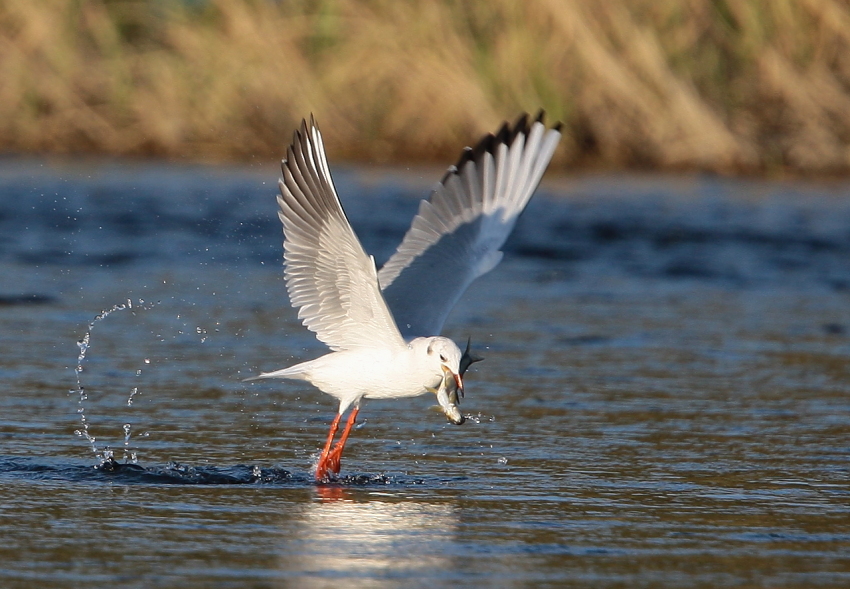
1 159 849 587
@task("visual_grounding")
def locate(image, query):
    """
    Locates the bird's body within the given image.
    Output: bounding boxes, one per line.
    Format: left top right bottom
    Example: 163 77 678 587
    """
257 336 461 414
250 112 561 481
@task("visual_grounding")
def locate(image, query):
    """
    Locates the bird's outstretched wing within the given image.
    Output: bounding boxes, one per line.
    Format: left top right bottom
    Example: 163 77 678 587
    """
378 112 562 337
277 116 405 352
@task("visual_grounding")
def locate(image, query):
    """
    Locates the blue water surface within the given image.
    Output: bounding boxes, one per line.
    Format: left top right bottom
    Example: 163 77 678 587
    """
1 159 849 588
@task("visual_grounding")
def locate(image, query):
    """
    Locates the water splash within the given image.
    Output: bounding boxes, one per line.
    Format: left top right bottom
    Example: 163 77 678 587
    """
122 423 137 464
460 413 495 424
70 298 159 463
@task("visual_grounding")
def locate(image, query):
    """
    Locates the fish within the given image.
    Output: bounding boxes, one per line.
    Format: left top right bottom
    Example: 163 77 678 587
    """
428 338 483 425
428 364 466 425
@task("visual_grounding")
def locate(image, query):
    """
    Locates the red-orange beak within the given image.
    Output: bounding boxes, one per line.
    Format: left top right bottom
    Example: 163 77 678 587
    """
453 372 464 397
441 364 464 397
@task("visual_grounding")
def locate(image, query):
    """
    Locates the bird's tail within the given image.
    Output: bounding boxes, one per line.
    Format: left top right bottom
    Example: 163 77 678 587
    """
243 364 308 383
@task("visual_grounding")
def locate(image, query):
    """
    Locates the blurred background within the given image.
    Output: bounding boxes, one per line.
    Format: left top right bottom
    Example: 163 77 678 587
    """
2 0 850 174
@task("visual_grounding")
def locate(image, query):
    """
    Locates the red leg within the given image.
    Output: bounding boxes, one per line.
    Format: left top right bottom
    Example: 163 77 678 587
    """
315 413 341 482
325 406 359 476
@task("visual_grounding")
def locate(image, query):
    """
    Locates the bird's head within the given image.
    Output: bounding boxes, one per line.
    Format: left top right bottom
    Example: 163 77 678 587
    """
423 336 464 394
414 336 465 425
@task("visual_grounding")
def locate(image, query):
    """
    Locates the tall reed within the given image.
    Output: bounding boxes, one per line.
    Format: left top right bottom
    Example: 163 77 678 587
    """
1 0 849 173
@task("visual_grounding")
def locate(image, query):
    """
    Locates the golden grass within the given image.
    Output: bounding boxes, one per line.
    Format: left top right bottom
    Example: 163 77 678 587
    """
1 0 850 173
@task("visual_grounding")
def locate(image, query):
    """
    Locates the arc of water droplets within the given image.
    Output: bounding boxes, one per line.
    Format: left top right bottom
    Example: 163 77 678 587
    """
71 298 159 461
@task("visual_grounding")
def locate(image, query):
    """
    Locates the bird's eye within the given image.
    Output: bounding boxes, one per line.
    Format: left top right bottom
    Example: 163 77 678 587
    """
439 354 447 362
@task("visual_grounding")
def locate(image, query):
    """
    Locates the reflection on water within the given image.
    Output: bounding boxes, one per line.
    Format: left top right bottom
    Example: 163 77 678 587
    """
1 161 850 587
279 491 458 587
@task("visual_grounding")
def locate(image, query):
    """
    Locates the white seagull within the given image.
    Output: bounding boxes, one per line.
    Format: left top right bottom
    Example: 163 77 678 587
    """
250 112 561 482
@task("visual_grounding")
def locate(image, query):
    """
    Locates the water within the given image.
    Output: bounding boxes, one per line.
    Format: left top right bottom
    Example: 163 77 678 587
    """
1 159 849 587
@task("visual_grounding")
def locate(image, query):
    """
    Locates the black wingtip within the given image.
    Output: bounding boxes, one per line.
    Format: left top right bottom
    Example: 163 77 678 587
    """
537 110 563 133
450 111 560 175
508 112 530 144
533 109 563 133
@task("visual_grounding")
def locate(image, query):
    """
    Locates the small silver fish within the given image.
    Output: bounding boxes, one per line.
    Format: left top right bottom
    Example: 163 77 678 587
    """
427 368 465 425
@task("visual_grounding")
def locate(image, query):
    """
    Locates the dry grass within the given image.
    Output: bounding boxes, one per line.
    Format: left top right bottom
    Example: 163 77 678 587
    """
1 0 850 173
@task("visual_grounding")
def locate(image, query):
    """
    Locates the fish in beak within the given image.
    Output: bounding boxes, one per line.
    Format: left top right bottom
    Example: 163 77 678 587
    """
450 367 464 397
427 339 482 425
429 365 465 425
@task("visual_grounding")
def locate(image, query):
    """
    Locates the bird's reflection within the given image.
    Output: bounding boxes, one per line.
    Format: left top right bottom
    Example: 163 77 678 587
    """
277 489 459 587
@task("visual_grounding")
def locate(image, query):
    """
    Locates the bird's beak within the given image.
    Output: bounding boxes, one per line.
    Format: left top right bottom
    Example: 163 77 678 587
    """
453 372 464 396
442 364 464 396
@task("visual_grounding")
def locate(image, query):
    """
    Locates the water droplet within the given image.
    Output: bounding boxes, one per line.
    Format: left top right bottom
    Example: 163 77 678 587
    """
121 423 133 462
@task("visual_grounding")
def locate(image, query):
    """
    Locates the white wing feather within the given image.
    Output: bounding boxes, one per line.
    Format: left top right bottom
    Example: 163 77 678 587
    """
378 113 561 338
278 117 405 352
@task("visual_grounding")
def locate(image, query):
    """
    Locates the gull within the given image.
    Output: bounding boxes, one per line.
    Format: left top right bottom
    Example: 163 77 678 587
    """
250 112 561 482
